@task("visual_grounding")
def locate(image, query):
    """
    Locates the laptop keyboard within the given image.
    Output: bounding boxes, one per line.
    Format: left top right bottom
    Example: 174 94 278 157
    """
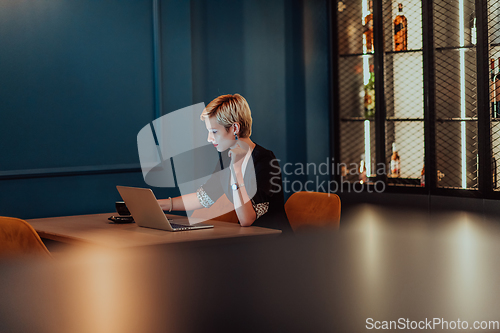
170 222 191 230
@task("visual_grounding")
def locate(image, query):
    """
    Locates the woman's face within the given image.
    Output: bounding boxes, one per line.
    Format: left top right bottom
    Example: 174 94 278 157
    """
204 116 236 152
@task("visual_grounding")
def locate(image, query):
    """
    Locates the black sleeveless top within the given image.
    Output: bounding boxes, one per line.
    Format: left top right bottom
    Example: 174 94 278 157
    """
196 144 292 234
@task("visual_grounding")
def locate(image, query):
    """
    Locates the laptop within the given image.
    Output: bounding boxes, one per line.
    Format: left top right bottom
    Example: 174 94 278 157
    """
116 186 213 231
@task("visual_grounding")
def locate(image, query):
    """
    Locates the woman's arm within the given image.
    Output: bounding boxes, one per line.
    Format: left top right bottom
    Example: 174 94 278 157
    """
159 156 225 213
158 192 203 211
228 140 258 226
231 165 257 227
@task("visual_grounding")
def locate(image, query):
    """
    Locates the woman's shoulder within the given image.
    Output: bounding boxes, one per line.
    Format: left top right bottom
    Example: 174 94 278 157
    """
252 143 277 161
251 143 281 174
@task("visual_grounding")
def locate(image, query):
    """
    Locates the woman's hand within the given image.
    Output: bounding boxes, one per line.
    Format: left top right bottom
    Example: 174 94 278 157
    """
228 140 249 174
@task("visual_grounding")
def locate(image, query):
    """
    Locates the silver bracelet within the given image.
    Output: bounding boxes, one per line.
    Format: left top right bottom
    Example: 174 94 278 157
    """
169 197 172 212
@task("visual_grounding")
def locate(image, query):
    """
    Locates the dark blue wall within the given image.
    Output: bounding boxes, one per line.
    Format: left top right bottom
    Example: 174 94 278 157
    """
0 0 158 218
0 0 330 219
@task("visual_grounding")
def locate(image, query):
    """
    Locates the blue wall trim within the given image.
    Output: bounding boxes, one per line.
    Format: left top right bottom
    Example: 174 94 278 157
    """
0 164 142 180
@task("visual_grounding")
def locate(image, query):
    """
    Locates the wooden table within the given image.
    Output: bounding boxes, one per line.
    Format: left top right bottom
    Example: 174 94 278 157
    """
26 213 281 249
5 207 500 332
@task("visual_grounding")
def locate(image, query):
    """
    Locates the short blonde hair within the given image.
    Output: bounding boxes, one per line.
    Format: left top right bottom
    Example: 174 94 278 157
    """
201 94 252 138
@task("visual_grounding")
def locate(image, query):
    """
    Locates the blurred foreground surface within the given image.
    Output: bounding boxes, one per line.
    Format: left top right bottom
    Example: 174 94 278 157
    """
1 205 500 333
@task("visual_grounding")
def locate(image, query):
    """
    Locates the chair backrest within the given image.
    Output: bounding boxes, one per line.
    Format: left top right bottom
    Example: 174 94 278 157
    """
0 217 52 258
285 192 341 232
190 194 239 224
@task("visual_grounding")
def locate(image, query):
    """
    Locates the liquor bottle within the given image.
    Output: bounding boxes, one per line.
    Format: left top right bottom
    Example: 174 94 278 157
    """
338 1 346 12
420 164 425 187
363 1 374 53
364 64 375 118
492 59 497 118
496 58 500 116
494 156 498 189
394 3 408 51
437 170 445 182
359 154 367 184
390 143 401 177
470 11 477 45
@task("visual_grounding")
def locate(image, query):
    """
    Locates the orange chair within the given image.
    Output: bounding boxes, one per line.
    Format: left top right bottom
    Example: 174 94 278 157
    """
285 192 341 232
0 216 52 258
191 194 239 223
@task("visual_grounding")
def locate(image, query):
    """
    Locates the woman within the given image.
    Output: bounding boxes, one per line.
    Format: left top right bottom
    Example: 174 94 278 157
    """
158 94 292 233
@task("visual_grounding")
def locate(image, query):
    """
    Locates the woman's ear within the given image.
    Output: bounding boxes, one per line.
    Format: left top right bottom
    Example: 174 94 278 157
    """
233 123 240 134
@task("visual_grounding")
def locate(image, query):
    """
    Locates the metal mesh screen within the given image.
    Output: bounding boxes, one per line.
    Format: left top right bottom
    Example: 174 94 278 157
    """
338 1 377 184
489 0 500 190
434 0 478 190
383 0 424 187
339 120 377 183
338 1 364 56
337 0 496 192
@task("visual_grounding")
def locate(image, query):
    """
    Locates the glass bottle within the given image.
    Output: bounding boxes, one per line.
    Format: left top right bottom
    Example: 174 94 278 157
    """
390 143 401 177
359 154 367 184
364 64 375 118
363 1 374 53
494 156 498 189
420 164 425 187
495 58 500 116
394 3 408 51
470 10 477 45
492 59 497 118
